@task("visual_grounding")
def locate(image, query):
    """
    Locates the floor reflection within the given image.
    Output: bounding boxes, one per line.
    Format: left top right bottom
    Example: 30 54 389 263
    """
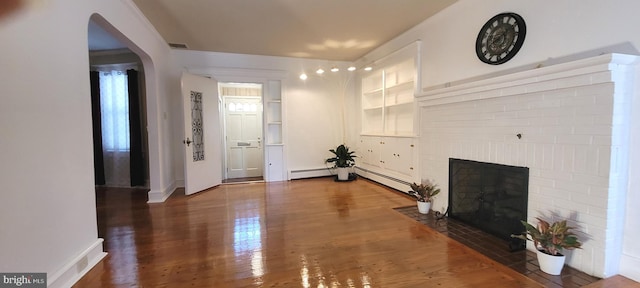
106 226 138 285
232 200 265 280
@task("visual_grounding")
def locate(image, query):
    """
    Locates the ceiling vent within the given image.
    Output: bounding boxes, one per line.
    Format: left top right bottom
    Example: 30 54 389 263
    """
168 43 189 49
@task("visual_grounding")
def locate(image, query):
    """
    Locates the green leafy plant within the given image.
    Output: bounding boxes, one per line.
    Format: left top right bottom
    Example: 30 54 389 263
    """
511 217 582 256
325 144 356 168
409 179 440 203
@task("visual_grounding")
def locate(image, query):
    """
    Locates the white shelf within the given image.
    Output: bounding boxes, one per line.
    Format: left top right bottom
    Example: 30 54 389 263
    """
385 101 413 109
363 106 383 111
361 55 416 136
266 80 283 145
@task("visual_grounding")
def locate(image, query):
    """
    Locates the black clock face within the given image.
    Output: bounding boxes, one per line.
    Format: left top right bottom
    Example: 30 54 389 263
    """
476 12 526 65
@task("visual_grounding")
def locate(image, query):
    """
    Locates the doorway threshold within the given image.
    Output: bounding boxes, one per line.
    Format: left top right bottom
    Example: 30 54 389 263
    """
222 177 264 184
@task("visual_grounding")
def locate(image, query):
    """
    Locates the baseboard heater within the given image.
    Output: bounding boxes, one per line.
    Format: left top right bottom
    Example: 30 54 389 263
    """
289 167 333 180
355 166 411 194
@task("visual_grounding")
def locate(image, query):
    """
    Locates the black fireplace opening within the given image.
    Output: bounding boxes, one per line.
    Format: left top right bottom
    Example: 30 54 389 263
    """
448 158 529 251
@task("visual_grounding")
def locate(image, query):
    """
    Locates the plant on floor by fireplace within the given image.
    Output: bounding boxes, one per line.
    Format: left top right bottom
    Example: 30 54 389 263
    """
409 179 440 214
511 217 582 275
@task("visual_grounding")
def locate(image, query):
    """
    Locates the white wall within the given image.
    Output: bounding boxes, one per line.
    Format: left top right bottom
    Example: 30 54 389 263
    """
171 50 355 180
0 0 174 286
359 0 640 90
355 0 640 281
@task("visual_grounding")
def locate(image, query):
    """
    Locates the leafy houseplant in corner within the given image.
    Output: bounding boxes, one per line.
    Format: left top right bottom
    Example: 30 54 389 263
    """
511 218 582 275
409 179 440 214
325 144 356 181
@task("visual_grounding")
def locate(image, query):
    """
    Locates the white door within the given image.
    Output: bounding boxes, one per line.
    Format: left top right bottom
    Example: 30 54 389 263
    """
181 72 222 195
224 96 263 179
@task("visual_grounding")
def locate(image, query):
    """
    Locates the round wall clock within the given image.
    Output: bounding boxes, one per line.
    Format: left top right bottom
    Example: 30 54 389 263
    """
475 12 526 65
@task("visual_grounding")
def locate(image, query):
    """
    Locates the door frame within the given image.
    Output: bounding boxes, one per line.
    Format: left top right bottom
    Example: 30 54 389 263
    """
184 68 288 182
221 93 264 180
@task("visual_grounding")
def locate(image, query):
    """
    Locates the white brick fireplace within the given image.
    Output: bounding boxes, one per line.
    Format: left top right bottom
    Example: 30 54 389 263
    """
416 54 640 278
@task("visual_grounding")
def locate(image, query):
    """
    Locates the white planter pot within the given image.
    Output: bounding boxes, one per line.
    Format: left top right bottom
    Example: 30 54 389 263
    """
337 167 349 181
536 249 566 275
417 201 431 214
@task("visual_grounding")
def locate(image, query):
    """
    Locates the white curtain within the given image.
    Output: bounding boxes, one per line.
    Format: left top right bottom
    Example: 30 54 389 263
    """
99 70 130 187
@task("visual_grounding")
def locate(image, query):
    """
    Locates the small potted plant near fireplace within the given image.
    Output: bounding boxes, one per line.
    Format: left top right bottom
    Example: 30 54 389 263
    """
409 179 440 214
511 217 582 275
325 144 356 181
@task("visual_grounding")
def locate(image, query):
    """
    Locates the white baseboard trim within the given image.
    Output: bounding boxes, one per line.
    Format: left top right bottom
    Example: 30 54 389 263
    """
289 167 333 180
355 167 411 194
147 181 177 203
48 238 107 288
175 179 185 188
620 255 640 282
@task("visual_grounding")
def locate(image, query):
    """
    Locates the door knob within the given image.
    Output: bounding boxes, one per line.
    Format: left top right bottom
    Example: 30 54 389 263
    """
183 137 192 147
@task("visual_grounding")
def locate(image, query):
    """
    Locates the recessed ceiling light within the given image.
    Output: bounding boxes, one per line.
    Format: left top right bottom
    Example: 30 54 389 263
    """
364 66 373 71
299 73 308 80
316 68 324 74
330 67 339 72
347 66 356 71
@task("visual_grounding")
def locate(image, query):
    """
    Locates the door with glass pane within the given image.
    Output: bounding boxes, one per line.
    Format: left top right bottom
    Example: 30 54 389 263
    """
181 72 222 195
224 96 263 179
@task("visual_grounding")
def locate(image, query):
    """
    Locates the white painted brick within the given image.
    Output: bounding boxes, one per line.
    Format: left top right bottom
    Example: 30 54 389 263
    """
575 104 613 116
575 82 615 97
598 149 612 177
574 125 612 135
594 93 614 106
541 126 573 135
543 87 577 100
576 213 607 229
572 173 609 188
585 146 601 175
538 169 574 183
553 197 591 214
556 134 593 145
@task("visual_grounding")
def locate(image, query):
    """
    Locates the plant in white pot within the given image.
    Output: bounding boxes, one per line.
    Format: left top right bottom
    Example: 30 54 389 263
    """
409 179 440 214
325 144 356 181
511 217 582 275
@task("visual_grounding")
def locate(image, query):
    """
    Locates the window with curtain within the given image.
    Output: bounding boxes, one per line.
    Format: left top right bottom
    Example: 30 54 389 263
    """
98 69 131 187
91 63 145 188
99 70 130 152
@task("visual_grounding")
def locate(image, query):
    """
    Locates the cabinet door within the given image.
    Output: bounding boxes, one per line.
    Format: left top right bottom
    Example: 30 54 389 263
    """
383 137 415 178
266 145 284 181
358 136 380 167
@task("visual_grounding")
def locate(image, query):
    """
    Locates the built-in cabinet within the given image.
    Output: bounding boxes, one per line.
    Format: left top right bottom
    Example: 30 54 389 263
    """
357 42 420 191
265 80 285 181
359 136 417 180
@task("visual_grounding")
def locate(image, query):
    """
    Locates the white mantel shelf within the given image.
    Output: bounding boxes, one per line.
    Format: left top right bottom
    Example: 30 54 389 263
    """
417 53 640 107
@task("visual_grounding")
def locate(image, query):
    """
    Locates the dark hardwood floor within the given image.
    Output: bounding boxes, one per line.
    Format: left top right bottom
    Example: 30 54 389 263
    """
75 178 636 287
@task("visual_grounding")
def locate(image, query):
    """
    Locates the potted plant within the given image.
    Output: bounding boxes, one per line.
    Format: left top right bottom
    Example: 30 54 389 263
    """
325 144 356 181
511 217 582 275
408 179 440 214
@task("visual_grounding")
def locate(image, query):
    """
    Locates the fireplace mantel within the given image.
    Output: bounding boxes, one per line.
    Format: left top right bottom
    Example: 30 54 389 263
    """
416 53 640 278
416 53 640 107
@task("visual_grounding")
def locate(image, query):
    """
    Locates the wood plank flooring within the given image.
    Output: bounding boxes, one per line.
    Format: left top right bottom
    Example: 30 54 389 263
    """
74 178 631 287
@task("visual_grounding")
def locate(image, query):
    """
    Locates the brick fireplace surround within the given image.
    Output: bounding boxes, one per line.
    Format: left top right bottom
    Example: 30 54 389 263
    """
416 54 640 278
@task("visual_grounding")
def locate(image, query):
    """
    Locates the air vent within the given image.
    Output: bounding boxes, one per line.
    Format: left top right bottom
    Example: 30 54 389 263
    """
168 43 189 49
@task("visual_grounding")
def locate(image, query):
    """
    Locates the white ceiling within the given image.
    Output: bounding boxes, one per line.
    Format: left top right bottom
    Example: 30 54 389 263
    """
128 0 458 61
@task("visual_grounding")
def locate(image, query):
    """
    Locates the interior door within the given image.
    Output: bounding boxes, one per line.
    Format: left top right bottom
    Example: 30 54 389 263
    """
224 96 263 179
181 72 222 195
